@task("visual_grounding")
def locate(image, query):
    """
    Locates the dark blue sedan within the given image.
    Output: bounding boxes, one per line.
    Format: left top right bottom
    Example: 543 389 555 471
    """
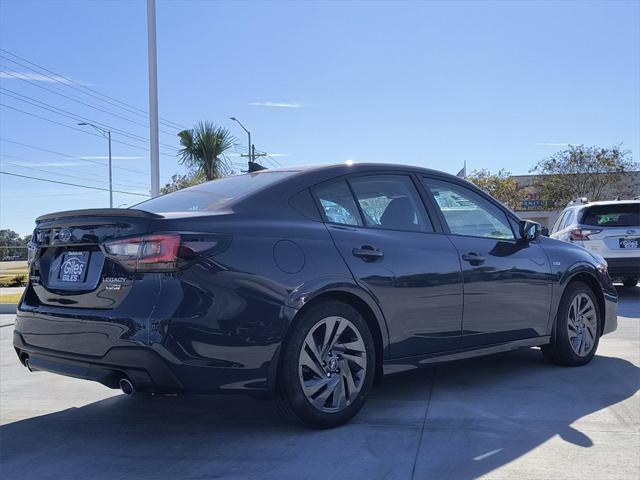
14 163 617 428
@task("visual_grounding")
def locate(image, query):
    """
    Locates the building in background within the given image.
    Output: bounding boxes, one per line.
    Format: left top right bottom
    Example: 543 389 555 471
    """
513 172 640 228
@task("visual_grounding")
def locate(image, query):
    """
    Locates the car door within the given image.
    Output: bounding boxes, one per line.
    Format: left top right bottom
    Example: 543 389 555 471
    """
312 173 463 357
421 177 553 348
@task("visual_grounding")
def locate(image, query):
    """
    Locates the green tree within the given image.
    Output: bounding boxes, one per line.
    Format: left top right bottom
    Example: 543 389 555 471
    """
160 172 204 194
531 145 638 208
467 168 523 210
177 121 236 181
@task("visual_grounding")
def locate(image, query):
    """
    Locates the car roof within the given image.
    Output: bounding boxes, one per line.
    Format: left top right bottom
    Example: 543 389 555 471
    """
565 199 640 210
261 162 464 182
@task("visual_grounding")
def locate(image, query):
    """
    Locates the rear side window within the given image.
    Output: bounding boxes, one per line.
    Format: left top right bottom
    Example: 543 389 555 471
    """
561 210 575 229
135 171 295 213
551 212 567 234
581 203 640 227
313 180 363 226
349 175 432 232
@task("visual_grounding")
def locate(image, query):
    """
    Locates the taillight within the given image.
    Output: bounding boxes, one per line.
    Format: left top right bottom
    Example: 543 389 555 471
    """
103 233 228 272
570 228 602 241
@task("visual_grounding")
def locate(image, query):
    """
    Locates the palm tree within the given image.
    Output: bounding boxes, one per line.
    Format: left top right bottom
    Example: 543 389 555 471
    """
177 121 236 181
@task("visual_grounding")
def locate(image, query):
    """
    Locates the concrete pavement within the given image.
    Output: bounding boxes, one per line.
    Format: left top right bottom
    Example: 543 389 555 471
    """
1 288 638 480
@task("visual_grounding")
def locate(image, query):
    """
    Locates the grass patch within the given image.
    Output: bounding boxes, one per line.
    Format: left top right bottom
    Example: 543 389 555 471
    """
0 291 23 304
0 261 28 287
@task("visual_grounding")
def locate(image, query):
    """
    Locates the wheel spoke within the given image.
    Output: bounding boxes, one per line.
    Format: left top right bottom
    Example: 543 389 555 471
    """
300 348 325 379
302 377 329 397
341 360 357 398
298 316 367 413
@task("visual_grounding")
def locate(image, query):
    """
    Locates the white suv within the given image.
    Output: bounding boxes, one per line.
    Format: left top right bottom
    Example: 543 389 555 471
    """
550 199 640 287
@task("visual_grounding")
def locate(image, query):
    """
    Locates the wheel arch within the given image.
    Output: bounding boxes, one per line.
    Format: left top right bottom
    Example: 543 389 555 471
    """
270 282 389 392
561 270 606 335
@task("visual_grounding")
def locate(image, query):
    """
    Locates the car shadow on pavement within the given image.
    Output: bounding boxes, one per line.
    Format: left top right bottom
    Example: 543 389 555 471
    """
617 285 640 317
1 346 638 480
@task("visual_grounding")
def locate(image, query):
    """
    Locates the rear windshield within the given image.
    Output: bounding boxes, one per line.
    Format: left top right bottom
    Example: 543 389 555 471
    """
581 203 640 227
134 171 295 213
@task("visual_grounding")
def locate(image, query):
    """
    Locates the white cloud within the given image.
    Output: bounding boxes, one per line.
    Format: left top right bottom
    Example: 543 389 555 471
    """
248 101 303 109
0 71 78 84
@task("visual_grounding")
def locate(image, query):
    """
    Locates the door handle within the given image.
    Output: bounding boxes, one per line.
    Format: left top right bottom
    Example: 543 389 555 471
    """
462 252 485 265
352 245 384 262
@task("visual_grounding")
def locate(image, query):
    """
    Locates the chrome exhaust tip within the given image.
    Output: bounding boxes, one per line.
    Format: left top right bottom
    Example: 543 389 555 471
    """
119 378 135 396
24 357 33 372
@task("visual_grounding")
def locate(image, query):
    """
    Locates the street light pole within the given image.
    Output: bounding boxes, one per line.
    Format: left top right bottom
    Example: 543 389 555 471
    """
78 122 113 207
229 117 252 164
147 0 160 197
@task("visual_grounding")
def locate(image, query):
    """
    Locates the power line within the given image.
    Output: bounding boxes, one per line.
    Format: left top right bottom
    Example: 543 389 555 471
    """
0 102 177 158
0 153 149 190
0 87 179 153
0 171 149 197
0 137 152 177
0 49 187 131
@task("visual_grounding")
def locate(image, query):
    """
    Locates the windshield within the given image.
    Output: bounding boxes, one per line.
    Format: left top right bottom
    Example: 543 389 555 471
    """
581 203 640 227
134 171 296 213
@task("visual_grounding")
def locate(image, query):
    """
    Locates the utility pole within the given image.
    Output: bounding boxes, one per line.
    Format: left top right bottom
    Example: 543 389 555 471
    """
78 122 113 207
147 0 160 197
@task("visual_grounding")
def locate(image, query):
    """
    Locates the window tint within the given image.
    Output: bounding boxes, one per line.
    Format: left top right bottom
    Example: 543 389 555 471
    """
551 212 567 234
425 180 515 240
349 175 432 232
581 203 640 227
135 171 295 213
313 180 363 226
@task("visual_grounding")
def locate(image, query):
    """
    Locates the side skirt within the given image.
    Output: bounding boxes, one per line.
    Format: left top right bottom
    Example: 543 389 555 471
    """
382 336 551 375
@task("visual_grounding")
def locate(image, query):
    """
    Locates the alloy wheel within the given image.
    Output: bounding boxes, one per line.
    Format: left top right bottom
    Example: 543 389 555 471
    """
567 293 597 357
298 316 367 413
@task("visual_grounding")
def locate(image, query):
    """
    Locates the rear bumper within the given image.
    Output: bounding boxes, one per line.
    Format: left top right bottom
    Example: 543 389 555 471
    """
604 257 640 279
13 331 183 392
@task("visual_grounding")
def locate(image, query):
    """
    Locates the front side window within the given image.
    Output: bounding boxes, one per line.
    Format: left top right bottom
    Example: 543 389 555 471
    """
313 180 363 226
425 179 515 240
349 175 432 232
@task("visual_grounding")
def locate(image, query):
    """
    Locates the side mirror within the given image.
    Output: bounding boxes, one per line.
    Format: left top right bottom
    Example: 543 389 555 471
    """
519 220 540 241
540 226 549 237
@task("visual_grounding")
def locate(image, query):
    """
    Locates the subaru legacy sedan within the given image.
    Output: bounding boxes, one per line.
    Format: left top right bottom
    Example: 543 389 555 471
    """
14 163 617 428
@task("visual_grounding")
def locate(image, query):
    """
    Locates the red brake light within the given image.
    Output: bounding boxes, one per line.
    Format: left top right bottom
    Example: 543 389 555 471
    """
570 228 602 241
104 234 181 272
103 233 229 272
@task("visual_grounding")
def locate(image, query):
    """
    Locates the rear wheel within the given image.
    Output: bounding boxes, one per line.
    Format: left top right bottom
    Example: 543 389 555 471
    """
622 277 638 288
542 281 601 366
276 300 375 428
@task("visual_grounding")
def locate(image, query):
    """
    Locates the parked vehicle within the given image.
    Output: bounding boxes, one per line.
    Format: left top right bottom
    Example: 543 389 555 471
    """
14 163 618 428
550 199 640 287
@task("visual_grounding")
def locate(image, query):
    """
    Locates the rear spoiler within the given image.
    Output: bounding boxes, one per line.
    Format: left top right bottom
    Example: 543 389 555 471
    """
36 208 163 223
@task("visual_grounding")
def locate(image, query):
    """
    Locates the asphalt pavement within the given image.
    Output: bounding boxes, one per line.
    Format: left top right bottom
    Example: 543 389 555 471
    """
1 288 638 480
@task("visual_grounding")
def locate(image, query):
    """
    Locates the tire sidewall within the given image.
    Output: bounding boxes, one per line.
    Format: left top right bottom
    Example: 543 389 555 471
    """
278 300 376 428
553 282 601 365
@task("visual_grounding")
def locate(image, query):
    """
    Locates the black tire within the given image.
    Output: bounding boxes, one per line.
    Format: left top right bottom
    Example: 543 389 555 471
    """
541 281 601 366
276 300 376 429
622 277 638 288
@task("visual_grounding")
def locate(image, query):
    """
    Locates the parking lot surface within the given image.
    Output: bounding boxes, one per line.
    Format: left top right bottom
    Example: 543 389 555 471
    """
1 288 638 480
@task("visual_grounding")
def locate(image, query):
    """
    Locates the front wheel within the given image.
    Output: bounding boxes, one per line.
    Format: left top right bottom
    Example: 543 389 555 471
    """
276 300 376 428
542 281 601 366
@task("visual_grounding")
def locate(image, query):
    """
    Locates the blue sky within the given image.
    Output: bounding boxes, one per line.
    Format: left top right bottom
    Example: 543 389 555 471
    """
1 0 638 235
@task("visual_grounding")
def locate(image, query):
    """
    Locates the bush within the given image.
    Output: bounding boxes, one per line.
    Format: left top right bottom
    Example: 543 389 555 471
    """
0 274 27 288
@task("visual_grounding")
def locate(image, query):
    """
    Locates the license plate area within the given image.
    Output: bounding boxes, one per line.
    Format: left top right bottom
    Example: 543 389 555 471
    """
619 237 640 249
58 251 90 282
44 247 105 292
